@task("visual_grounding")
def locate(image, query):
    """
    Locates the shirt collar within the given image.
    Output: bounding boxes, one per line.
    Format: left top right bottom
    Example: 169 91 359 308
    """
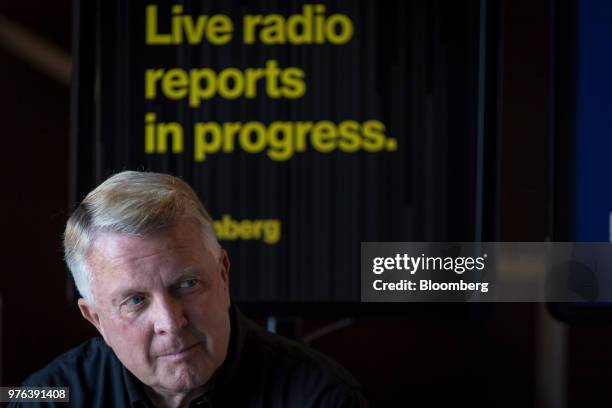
121 362 150 407
210 304 248 395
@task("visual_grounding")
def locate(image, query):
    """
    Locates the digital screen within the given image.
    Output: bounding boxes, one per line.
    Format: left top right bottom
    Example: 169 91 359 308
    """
75 0 491 304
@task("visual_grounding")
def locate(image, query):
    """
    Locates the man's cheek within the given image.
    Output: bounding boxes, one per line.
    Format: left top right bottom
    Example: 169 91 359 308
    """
108 322 149 358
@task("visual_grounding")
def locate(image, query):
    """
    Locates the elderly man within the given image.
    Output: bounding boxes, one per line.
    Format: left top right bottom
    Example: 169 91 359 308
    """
13 171 367 408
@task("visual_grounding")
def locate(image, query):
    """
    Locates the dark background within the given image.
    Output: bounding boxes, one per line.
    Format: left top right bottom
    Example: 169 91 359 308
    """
0 0 609 407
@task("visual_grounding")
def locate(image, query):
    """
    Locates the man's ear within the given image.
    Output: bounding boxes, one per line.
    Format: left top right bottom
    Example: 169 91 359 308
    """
219 249 231 307
78 298 107 341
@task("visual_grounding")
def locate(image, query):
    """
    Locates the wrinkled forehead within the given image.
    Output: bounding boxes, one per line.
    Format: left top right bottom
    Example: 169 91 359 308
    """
86 222 216 278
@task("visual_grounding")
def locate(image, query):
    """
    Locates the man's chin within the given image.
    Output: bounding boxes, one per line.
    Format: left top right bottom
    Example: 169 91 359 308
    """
157 363 213 393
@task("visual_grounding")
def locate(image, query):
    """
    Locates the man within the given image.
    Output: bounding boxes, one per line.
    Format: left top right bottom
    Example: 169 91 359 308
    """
12 171 368 408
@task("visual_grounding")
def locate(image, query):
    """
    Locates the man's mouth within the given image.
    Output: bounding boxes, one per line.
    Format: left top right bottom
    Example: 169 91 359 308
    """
158 343 199 359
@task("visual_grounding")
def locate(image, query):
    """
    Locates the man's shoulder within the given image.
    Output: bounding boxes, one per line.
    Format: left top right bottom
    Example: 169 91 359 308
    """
15 337 140 408
224 316 368 406
22 337 119 387
239 321 361 398
246 321 360 388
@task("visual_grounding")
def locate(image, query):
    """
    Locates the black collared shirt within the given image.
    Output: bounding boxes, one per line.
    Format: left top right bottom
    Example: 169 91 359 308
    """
10 306 368 407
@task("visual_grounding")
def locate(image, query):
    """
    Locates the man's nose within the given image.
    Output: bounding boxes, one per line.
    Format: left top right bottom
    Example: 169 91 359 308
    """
152 294 188 334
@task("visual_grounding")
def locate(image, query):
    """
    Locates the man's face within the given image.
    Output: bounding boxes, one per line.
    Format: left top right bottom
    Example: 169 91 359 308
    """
78 221 231 396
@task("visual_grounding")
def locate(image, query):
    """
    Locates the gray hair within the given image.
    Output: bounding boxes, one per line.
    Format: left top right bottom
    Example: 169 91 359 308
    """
64 171 220 304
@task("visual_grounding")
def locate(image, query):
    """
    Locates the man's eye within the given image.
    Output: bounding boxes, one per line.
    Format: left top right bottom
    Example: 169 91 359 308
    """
126 295 145 306
179 279 197 289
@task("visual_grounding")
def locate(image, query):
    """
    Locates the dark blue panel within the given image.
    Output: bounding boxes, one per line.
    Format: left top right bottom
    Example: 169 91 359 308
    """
576 0 612 241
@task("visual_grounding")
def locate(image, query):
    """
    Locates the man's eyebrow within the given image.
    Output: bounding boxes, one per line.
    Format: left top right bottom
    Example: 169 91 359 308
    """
168 266 207 284
109 267 210 304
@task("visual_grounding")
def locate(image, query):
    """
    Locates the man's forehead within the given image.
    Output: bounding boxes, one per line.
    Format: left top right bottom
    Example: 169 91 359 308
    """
86 229 212 295
89 233 162 265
